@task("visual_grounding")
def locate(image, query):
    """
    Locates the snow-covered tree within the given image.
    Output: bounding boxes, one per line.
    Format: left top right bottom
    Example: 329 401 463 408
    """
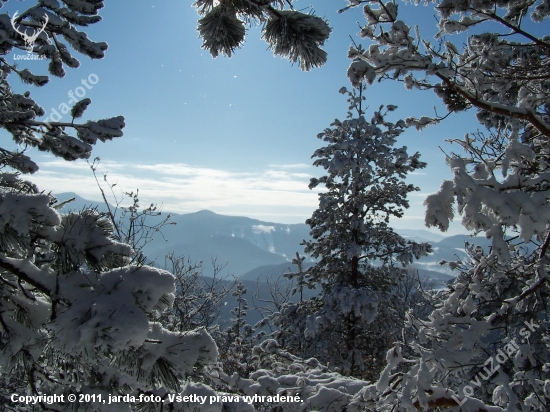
0 1 125 174
193 0 331 71
352 129 550 410
332 1 550 410
214 282 258 379
344 0 549 137
0 2 219 410
272 85 431 379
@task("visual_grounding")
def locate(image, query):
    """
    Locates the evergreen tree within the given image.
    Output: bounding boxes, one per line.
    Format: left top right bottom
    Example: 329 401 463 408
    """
215 282 257 378
339 1 550 410
0 1 124 173
276 85 431 379
0 2 218 410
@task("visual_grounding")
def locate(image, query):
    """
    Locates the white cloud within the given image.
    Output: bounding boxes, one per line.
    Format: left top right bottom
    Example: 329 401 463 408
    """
28 159 319 223
25 157 462 232
267 163 310 169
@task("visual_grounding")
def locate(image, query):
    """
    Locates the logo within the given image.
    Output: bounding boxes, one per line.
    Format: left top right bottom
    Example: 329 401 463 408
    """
11 11 49 53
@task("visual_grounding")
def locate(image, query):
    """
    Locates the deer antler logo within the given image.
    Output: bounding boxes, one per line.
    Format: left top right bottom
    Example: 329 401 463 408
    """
11 11 49 53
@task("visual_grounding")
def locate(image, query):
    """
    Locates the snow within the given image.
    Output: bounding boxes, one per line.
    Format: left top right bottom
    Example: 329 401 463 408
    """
2 0 549 410
0 192 59 234
251 225 275 234
0 178 219 405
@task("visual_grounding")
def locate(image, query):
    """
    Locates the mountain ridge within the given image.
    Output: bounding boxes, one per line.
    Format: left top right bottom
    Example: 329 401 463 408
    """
54 192 487 279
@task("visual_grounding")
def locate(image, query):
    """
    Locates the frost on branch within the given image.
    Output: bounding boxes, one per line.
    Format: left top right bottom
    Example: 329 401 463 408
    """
370 47 550 412
0 2 220 408
425 130 550 261
194 0 331 71
263 11 331 71
345 0 550 138
423 180 455 231
197 5 245 58
337 1 550 407
0 3 123 174
208 338 373 411
367 246 550 410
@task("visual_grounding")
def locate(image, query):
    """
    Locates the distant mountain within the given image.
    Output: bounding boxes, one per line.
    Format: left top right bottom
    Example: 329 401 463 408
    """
412 234 493 275
241 261 314 282
397 229 446 244
241 261 454 289
141 210 310 276
54 194 308 276
147 234 288 276
414 267 455 289
435 234 492 249
55 192 109 213
425 234 490 260
54 192 495 280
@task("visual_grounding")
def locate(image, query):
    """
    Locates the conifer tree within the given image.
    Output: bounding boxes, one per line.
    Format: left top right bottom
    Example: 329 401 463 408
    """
215 282 257 378
276 85 431 378
0 3 218 409
340 1 550 410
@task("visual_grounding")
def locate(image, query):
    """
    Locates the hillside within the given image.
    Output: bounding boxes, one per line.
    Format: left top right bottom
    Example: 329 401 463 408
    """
55 192 491 281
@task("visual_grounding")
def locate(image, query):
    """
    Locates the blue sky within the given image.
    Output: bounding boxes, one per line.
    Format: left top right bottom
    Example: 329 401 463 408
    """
3 1 485 235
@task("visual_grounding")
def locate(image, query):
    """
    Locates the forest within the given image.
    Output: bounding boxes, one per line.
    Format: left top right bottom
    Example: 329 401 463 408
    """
0 0 549 411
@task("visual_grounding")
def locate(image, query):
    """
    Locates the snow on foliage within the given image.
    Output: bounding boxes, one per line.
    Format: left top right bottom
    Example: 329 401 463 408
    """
337 0 550 410
344 0 550 139
2 0 548 410
0 2 219 410
265 85 431 379
223 0 550 409
0 1 123 174
208 339 372 412
0 182 219 409
193 0 331 71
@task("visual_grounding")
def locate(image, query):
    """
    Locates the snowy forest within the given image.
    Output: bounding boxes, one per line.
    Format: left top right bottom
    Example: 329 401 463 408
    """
0 0 549 411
